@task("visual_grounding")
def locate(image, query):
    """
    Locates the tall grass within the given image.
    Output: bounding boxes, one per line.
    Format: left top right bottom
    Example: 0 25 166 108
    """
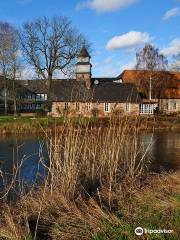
0 116 157 239
46 117 152 200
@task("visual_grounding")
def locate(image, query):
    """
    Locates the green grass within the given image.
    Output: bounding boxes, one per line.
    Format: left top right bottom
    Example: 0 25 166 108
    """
0 115 97 124
0 114 179 134
92 210 180 240
94 210 179 239
0 116 98 134
24 233 33 240
91 189 180 240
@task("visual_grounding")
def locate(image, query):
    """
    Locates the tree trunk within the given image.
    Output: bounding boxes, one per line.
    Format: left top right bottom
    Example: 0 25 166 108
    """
4 91 8 114
47 73 53 112
14 99 17 115
149 72 152 101
3 76 8 115
12 79 17 116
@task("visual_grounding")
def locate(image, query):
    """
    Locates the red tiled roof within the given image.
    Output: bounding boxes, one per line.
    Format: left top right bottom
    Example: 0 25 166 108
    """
118 70 180 99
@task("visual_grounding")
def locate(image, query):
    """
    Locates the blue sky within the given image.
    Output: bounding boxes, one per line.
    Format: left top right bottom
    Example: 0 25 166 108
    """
0 0 179 77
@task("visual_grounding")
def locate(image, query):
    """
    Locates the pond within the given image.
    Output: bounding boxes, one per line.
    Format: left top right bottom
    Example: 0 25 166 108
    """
139 131 180 172
0 131 179 199
0 135 48 200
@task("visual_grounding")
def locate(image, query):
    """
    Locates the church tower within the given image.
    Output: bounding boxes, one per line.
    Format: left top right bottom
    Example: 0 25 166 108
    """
76 47 92 89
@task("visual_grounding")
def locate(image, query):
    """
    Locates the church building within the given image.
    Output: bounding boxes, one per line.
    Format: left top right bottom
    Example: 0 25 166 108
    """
50 47 141 117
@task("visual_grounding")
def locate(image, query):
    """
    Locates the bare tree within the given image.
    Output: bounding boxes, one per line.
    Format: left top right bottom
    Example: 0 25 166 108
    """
20 16 89 109
9 48 22 115
0 22 20 114
136 44 168 99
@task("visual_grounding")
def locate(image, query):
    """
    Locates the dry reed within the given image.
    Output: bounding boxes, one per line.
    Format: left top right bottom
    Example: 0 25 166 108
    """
0 116 161 240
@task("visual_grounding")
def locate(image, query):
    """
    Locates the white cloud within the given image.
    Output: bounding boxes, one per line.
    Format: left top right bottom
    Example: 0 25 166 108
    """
106 31 151 50
163 7 180 20
120 59 136 70
76 0 138 13
161 38 180 57
20 65 37 80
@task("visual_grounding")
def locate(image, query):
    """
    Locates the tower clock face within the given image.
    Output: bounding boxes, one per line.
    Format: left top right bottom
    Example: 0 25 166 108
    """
76 65 91 73
78 57 90 63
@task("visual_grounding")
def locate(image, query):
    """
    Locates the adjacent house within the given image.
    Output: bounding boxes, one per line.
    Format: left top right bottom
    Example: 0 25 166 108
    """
0 77 48 113
159 73 180 113
118 70 180 114
16 80 48 112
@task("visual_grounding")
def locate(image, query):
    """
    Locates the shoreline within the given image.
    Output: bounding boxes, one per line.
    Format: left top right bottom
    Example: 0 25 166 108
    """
0 115 179 135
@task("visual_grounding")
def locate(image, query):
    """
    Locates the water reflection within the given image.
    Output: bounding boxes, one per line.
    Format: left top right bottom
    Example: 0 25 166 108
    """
0 135 48 199
139 131 180 172
0 131 179 199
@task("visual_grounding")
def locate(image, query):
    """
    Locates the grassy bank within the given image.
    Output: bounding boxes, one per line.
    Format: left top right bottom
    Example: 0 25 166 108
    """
0 116 98 134
0 115 179 134
0 119 179 239
1 172 179 240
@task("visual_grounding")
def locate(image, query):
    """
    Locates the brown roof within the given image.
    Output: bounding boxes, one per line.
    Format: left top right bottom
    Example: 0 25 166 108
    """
161 88 180 99
16 80 48 94
52 80 142 103
118 70 180 99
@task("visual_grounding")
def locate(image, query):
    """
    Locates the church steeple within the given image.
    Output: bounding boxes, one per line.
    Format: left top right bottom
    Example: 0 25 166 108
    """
76 47 92 89
78 46 90 59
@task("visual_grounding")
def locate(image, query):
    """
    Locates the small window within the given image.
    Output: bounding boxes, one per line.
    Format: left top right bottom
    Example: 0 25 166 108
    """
36 104 41 109
44 94 47 100
86 103 91 111
36 94 41 100
140 104 153 114
104 103 110 113
166 103 169 110
173 102 177 110
64 102 69 110
76 102 80 112
125 103 130 112
40 94 46 100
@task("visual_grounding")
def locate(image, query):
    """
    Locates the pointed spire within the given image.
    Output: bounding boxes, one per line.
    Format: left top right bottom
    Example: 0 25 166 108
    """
78 46 90 58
